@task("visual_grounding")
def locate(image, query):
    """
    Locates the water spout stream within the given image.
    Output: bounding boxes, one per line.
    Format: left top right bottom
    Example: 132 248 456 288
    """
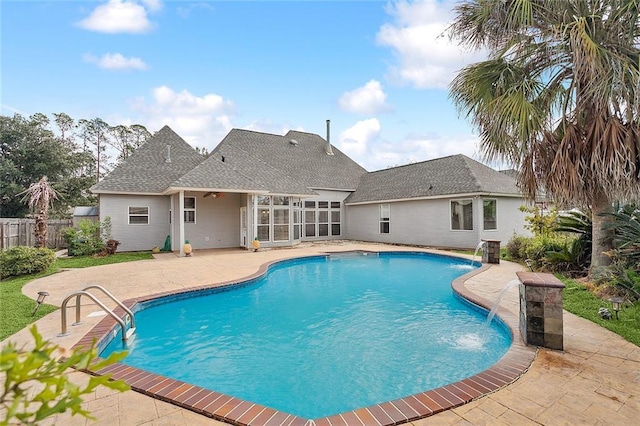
486 279 520 326
471 241 486 266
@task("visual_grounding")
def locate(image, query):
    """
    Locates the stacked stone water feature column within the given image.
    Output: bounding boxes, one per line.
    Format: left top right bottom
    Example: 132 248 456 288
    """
517 271 565 350
481 239 501 264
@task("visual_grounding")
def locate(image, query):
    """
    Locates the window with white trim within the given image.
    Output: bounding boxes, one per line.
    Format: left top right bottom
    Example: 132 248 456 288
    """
184 197 196 224
451 199 473 230
379 204 390 234
273 196 290 241
483 199 497 230
303 200 341 238
293 199 302 240
318 203 329 237
128 206 149 225
304 209 316 237
331 210 341 235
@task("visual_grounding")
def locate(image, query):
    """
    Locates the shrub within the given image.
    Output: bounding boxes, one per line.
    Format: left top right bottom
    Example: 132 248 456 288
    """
0 246 55 279
62 219 104 257
603 204 640 264
505 233 579 272
1 325 129 424
544 236 590 275
101 216 112 242
506 234 528 260
520 205 558 238
103 239 120 255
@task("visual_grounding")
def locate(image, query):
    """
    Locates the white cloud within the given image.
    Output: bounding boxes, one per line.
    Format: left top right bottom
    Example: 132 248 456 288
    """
336 116 480 171
176 2 216 18
367 132 479 171
244 120 305 136
338 118 381 159
77 0 160 34
130 86 235 149
140 0 162 12
377 0 486 89
338 80 390 115
84 53 148 70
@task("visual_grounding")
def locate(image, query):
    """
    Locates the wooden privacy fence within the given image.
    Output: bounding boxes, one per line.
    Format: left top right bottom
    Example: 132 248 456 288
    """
0 219 72 250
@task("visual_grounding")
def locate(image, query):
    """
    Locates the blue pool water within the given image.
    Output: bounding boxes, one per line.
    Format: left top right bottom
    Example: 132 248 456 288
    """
101 252 511 419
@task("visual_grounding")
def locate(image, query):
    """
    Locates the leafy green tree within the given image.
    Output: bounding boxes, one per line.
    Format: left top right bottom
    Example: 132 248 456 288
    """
448 0 640 271
108 124 151 162
1 114 82 218
0 325 129 424
77 118 112 182
53 112 75 141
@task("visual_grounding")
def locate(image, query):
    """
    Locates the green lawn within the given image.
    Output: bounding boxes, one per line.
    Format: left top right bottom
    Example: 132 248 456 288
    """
0 252 153 341
561 276 640 346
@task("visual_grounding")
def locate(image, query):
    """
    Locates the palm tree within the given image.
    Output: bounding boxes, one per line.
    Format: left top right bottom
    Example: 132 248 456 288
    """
448 0 640 270
20 176 58 248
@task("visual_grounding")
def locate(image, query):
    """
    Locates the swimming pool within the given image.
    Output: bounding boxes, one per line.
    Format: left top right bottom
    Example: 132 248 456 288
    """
100 252 511 419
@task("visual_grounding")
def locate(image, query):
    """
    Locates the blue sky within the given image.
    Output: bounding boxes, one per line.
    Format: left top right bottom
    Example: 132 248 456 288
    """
2 0 487 171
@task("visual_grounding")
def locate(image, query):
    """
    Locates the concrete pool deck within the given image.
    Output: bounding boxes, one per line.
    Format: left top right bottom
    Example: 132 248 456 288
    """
5 241 640 425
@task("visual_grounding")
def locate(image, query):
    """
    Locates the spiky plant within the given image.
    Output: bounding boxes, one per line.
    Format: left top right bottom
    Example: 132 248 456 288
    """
20 176 58 248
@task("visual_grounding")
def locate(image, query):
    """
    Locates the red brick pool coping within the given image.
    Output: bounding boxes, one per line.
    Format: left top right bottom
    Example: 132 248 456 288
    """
72 252 537 426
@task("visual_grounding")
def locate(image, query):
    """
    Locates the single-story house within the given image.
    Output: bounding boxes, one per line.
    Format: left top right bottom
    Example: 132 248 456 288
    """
91 123 530 255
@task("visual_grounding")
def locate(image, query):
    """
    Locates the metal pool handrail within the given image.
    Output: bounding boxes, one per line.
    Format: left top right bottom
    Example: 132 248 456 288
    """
58 286 135 341
80 284 136 330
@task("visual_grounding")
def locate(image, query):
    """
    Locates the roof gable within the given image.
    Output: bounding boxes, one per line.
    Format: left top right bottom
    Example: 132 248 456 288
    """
91 126 205 194
345 154 521 204
212 129 367 192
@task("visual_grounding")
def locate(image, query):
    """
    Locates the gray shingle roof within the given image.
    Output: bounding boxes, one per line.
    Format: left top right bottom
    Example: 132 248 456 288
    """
344 154 521 204
170 147 316 195
91 126 205 194
213 129 367 191
206 144 316 195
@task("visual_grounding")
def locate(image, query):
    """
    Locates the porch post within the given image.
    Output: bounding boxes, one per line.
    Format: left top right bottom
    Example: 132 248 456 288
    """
252 194 258 242
169 194 175 251
179 190 185 257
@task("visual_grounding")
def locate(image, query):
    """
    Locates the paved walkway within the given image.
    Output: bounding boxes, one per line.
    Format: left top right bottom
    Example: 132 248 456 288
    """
4 241 639 425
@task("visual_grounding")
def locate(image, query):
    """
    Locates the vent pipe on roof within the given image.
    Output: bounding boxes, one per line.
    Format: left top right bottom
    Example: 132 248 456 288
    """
165 145 171 163
325 119 334 156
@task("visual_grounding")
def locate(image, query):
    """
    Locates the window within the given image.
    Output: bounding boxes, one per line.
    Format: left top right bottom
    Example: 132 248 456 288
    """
129 206 149 225
451 199 473 230
318 210 329 237
273 208 289 241
379 204 390 234
331 210 341 235
258 195 271 206
293 208 302 240
483 199 497 230
273 196 290 206
304 210 316 237
302 200 341 238
258 207 270 241
184 197 196 223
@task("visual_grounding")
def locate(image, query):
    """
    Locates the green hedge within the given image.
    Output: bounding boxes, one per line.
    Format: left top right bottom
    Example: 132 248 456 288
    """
0 246 55 279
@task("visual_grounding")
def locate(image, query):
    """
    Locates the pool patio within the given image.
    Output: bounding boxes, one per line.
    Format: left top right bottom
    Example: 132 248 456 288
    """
8 242 640 425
